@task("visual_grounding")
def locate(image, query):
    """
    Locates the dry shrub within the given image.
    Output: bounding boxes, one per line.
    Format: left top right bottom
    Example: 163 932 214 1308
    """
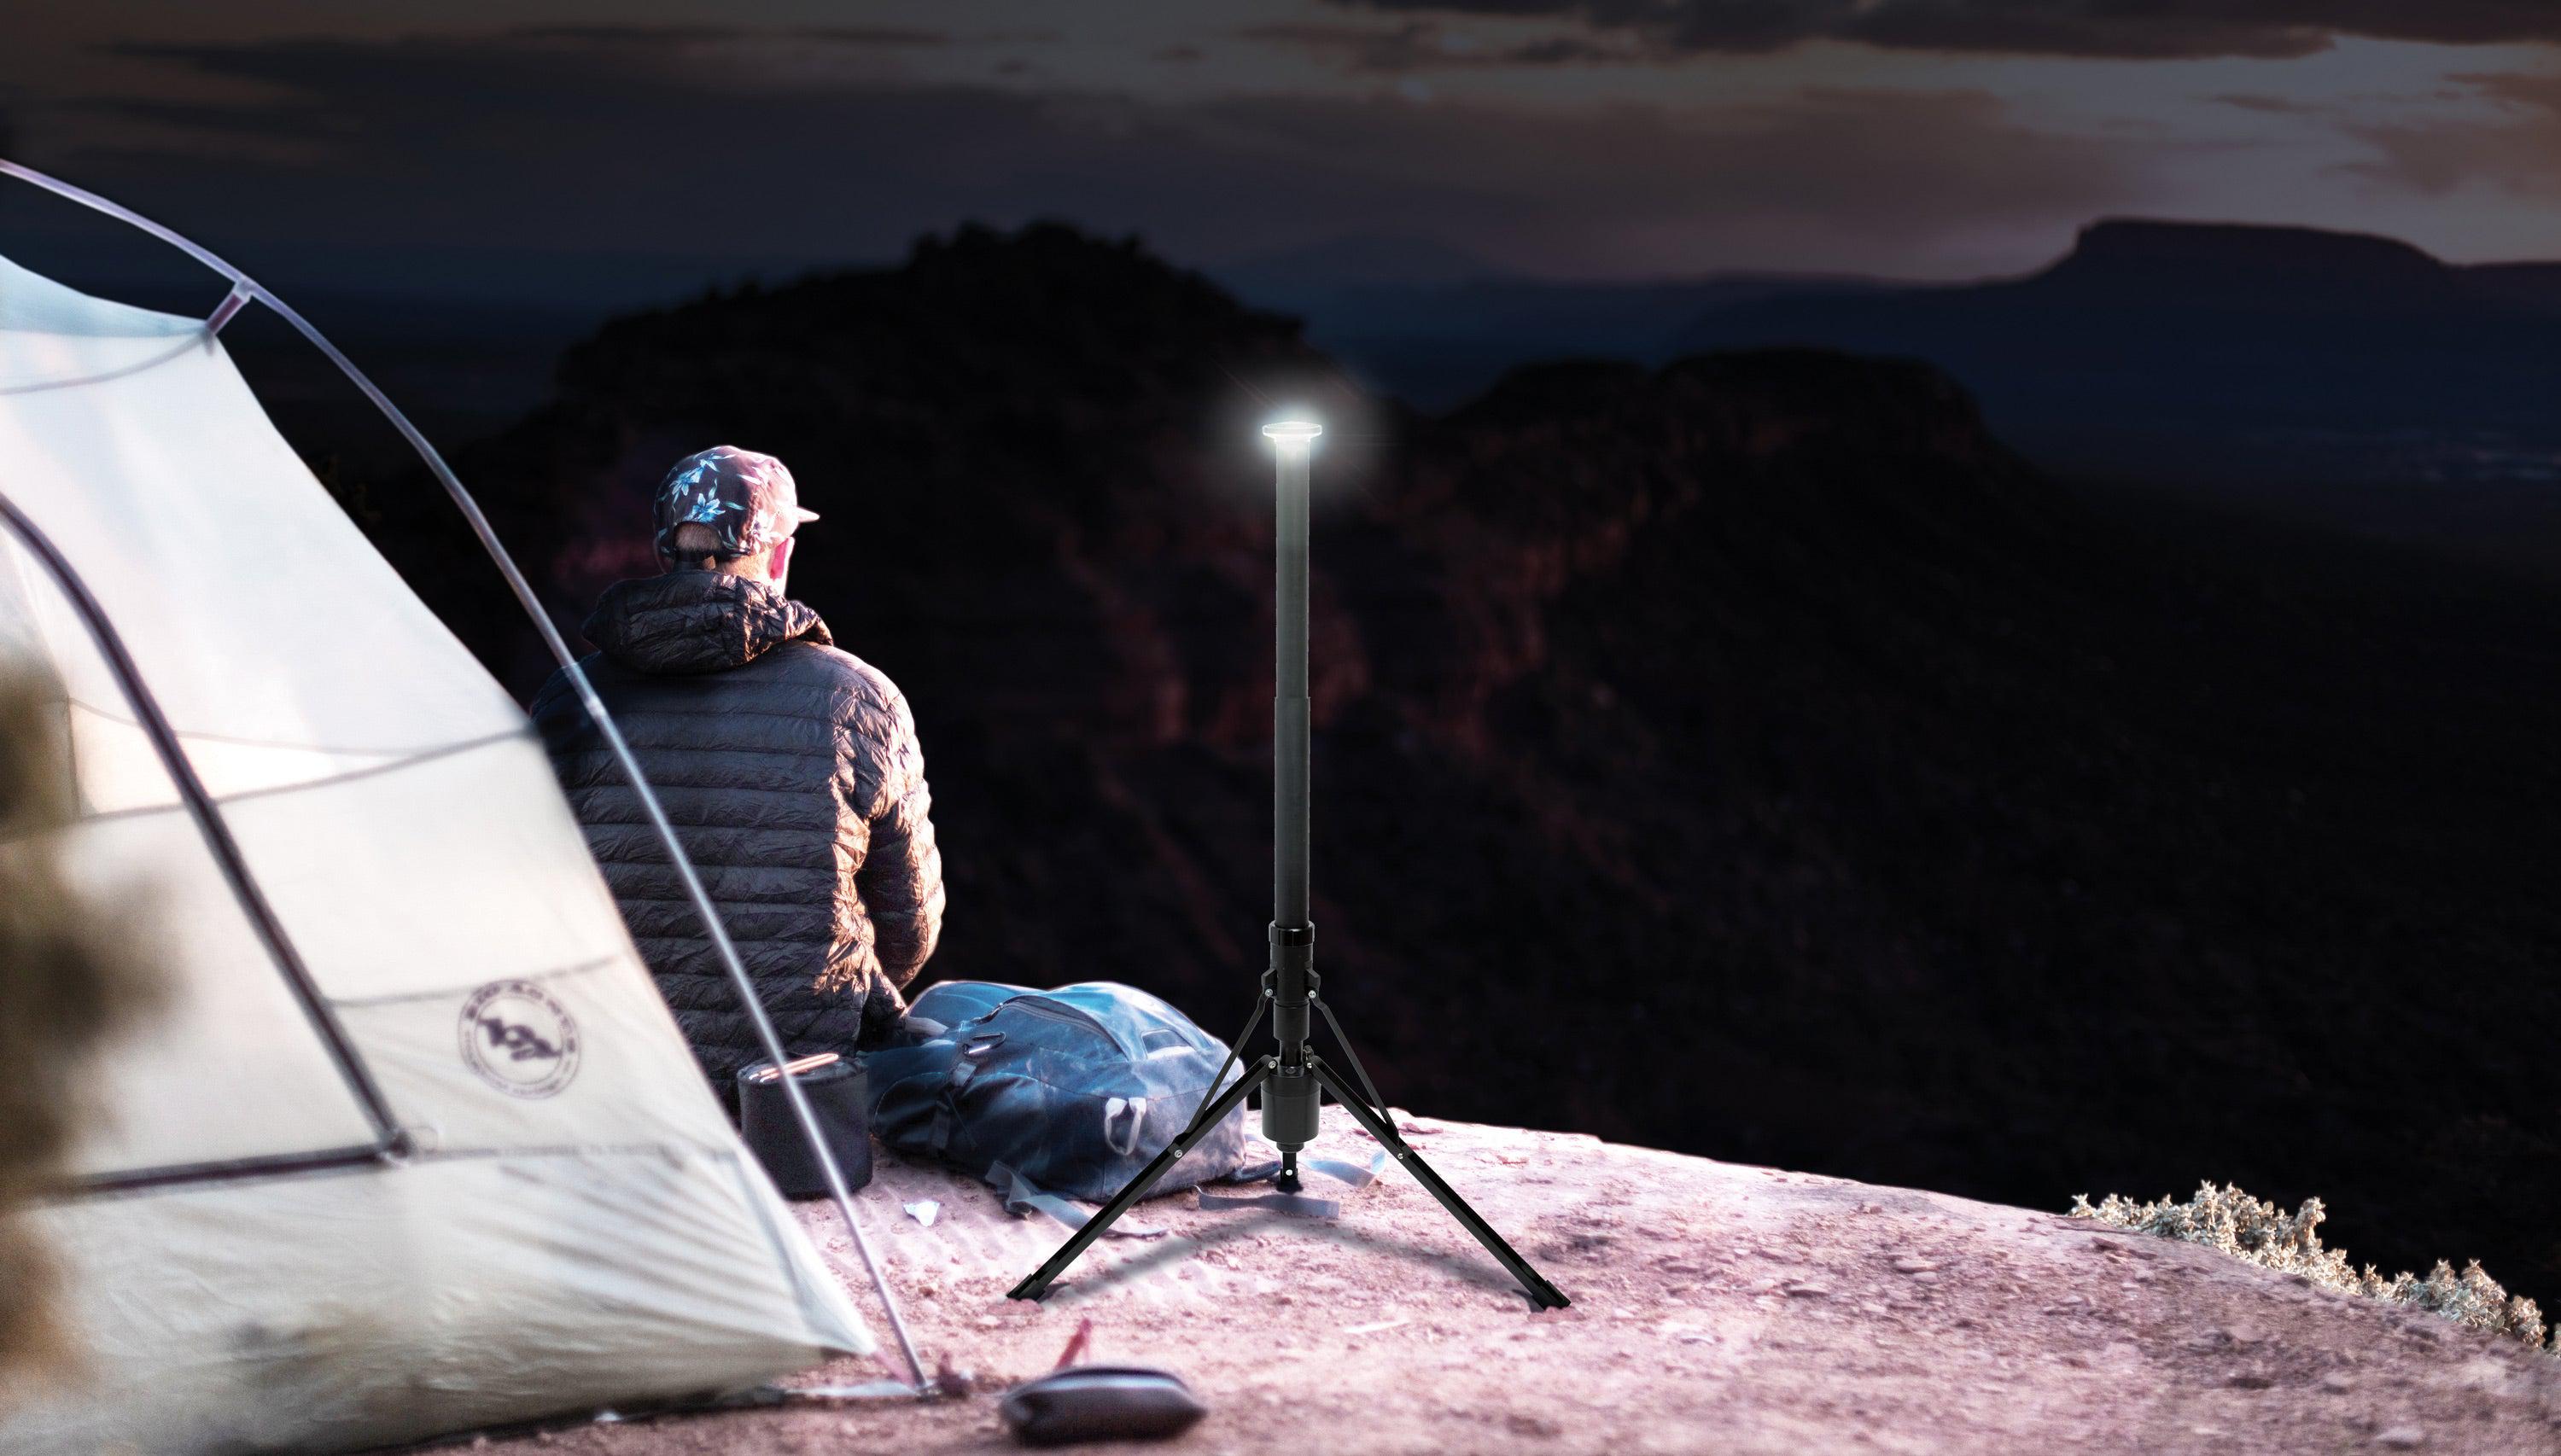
0 673 156 1384
2072 1182 2552 1351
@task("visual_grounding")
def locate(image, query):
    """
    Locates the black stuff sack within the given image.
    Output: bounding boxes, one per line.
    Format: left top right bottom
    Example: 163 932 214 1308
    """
998 1366 1208 1447
867 981 1250 1203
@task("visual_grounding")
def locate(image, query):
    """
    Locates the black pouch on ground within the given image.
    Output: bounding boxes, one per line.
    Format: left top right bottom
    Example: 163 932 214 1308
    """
997 1366 1209 1447
866 981 1250 1202
734 1054 872 1197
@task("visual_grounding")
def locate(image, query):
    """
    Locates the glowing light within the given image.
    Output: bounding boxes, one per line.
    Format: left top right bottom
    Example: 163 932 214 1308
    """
1261 419 1322 446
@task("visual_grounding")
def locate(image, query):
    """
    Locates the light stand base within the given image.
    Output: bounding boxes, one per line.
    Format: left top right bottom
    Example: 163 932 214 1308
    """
1006 1001 1568 1310
1308 1055 1569 1310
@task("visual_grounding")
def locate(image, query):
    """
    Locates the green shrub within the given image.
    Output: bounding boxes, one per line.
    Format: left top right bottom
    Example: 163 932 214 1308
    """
2071 1183 2552 1352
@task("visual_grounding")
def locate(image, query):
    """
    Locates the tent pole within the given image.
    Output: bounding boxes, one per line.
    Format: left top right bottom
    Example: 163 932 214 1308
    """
0 159 929 1392
0 489 406 1157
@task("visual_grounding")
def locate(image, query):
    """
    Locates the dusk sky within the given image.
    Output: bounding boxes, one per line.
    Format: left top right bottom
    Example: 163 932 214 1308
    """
9 3 2561 303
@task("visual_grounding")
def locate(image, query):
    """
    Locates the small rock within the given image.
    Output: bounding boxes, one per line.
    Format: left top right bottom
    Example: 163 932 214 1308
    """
2374 1427 2424 1449
1857 1203 1884 1214
2320 1373 2354 1394
1908 1272 1939 1285
1784 1284 1831 1299
1893 1256 1937 1274
2227 1374 2273 1390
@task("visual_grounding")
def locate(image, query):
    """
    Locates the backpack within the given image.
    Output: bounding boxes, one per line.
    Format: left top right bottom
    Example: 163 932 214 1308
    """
866 981 1251 1203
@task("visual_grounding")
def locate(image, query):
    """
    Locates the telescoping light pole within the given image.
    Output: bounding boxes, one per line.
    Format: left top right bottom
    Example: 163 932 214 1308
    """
1260 419 1321 1187
1008 418 1568 1310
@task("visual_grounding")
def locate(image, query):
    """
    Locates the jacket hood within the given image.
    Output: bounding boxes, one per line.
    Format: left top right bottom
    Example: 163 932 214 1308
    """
583 570 831 675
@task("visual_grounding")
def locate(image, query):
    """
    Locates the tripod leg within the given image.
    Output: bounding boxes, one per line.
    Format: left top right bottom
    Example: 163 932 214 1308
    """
1008 1057 1275 1302
1310 1057 1570 1310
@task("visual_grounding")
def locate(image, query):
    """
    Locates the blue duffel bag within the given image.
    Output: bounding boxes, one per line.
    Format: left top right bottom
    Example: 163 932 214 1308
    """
866 981 1251 1203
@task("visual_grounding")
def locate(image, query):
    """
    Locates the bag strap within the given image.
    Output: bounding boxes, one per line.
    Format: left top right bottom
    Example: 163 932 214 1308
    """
987 1162 1169 1240
929 1034 1001 1162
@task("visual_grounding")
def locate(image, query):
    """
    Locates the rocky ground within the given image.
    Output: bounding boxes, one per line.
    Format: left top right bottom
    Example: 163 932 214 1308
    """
435 1115 2561 1455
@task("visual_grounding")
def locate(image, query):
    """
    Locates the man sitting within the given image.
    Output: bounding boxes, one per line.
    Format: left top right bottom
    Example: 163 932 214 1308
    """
532 445 944 1091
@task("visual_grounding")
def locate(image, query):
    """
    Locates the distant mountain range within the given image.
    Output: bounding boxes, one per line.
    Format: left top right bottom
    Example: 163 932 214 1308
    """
1207 236 1886 411
1228 270 1889 411
1677 219 2561 492
61 212 2561 554
1227 221 2561 556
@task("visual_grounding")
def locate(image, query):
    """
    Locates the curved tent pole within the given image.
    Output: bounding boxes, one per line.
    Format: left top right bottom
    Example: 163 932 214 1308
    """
0 489 406 1181
0 160 926 1391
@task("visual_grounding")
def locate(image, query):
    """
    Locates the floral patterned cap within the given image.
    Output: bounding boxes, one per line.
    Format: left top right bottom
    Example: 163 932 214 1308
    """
652 446 820 566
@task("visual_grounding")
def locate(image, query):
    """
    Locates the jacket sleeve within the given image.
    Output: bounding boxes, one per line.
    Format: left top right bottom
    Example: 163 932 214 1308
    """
854 681 945 1002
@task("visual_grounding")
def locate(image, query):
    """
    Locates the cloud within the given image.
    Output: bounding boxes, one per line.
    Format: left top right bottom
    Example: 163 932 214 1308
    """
17 29 2149 296
2340 72 2561 198
2209 93 2333 116
501 23 957 52
1326 1 2561 61
1241 19 1632 71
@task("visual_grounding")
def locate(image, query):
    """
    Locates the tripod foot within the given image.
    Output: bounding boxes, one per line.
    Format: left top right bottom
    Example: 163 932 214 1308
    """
1310 1057 1569 1310
1275 1150 1302 1193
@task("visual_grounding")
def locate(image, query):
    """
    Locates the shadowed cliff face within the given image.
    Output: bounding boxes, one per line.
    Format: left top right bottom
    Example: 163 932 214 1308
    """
365 224 2561 1309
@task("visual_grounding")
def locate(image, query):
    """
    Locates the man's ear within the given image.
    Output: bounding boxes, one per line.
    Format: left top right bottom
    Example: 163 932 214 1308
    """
770 537 795 581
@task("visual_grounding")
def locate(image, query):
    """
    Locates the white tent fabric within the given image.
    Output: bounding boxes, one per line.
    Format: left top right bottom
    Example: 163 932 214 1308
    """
0 253 871 1451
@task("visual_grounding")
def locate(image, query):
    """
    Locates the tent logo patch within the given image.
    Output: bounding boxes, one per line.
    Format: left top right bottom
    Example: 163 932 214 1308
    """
459 980 581 1098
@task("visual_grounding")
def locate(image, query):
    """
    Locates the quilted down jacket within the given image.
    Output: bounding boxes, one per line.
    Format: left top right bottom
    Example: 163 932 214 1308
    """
529 568 945 1088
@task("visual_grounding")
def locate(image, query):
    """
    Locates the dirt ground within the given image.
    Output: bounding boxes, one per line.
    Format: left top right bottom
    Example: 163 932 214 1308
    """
440 1115 2561 1454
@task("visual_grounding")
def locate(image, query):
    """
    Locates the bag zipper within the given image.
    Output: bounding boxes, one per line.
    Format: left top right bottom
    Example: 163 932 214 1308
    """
1000 995 1129 1057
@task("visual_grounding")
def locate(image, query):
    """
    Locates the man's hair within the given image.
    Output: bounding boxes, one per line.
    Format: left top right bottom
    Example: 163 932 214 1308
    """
670 521 768 579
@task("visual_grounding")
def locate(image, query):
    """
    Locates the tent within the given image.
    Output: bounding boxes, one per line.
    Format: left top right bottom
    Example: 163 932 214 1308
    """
0 194 878 1449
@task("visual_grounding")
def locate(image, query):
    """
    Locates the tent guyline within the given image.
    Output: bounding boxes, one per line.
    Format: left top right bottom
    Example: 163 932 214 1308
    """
0 159 927 1393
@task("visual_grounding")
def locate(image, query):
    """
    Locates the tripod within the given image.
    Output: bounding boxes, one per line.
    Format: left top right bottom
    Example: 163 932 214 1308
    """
1006 420 1567 1311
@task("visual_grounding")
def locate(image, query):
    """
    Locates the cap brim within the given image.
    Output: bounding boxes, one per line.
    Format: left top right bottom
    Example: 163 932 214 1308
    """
790 506 821 523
